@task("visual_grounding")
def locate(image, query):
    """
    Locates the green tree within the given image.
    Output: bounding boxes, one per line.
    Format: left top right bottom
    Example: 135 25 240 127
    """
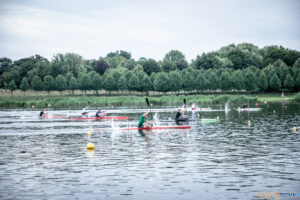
9 80 17 96
31 76 42 94
128 74 139 92
244 70 257 92
257 71 268 92
294 58 300 69
0 57 13 75
269 74 281 91
103 75 117 94
168 71 183 94
183 72 194 93
20 77 29 96
141 75 153 95
284 74 294 90
219 71 232 91
141 59 160 75
161 59 176 72
55 75 67 95
262 45 300 66
79 74 92 94
118 75 127 93
65 72 74 83
43 75 54 95
110 69 122 83
153 72 169 93
207 71 219 91
195 72 207 91
193 53 221 69
295 73 300 90
51 53 84 77
92 74 102 95
69 77 78 95
232 70 244 91
124 71 133 80
164 50 188 70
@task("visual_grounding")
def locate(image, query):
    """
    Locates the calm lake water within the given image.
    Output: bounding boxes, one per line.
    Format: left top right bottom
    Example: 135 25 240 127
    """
0 103 299 200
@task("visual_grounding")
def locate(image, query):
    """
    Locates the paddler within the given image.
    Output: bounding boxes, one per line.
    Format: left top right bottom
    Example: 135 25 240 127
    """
82 106 89 117
175 109 188 122
39 108 46 117
138 111 152 128
95 109 105 117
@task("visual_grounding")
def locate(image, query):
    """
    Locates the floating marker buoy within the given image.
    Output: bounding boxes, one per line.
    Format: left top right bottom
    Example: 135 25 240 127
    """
248 120 251 126
216 116 219 121
86 142 94 150
89 125 92 129
293 127 296 132
198 114 200 118
88 131 92 136
255 103 258 106
274 110 275 113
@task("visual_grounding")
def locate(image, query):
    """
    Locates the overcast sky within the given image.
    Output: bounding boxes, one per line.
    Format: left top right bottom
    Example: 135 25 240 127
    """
0 0 299 62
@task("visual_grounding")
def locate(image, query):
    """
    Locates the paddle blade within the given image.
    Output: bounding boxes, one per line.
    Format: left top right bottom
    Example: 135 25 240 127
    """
184 99 186 105
146 98 150 106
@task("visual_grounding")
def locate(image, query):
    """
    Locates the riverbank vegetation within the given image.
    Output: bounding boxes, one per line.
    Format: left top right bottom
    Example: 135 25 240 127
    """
0 94 295 108
0 43 300 97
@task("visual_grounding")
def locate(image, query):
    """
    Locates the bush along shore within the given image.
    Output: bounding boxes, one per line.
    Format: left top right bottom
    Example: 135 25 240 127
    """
0 93 297 108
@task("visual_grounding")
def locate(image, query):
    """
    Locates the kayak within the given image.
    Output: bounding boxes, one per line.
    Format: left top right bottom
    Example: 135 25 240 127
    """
201 118 217 123
68 116 129 120
175 117 189 122
237 108 262 112
94 125 191 131
42 115 68 119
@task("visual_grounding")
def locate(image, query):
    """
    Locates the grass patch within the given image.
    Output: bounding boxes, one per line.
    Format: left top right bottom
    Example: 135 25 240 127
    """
0 93 297 108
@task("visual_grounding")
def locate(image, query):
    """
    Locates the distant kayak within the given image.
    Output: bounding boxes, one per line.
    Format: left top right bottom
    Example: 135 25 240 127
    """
42 115 68 119
68 116 129 120
94 125 191 131
237 108 262 112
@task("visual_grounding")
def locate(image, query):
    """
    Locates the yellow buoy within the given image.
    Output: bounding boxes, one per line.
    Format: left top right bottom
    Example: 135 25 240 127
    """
197 114 200 118
248 120 251 126
88 131 92 136
293 127 296 132
86 142 94 150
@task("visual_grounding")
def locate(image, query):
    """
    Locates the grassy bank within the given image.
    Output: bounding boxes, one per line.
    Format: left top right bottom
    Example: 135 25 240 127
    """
0 93 296 108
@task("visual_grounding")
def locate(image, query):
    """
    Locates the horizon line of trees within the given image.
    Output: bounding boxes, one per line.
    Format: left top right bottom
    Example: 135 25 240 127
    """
1 43 300 96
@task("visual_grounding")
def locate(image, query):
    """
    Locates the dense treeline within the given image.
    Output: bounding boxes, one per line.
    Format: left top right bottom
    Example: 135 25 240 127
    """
1 43 300 96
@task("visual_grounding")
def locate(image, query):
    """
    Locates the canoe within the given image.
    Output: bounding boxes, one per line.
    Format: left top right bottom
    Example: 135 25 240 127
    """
94 125 191 131
68 116 129 120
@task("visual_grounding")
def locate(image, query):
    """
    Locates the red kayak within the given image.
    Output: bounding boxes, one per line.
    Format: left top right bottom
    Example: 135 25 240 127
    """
68 116 129 121
94 125 190 131
42 115 68 119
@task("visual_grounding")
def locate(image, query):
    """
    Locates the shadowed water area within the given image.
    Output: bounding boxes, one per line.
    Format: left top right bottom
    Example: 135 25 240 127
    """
0 102 299 200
